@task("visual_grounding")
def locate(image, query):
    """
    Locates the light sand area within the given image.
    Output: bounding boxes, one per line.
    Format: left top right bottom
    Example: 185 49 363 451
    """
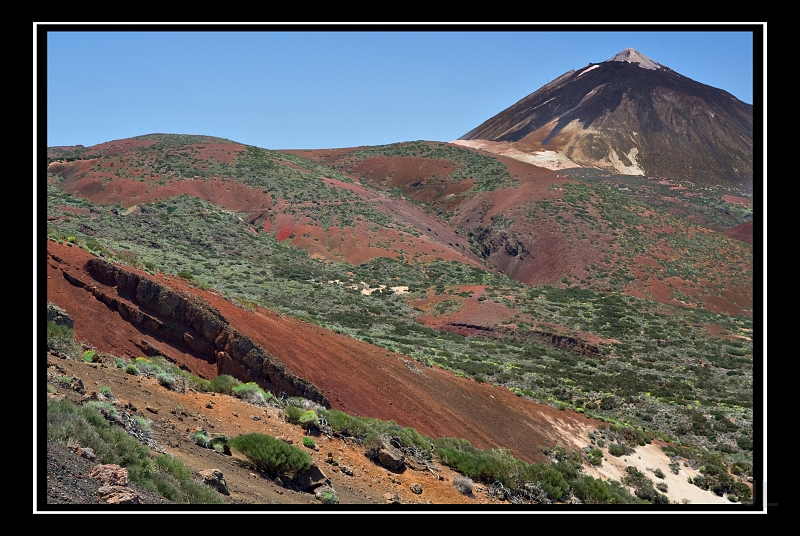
450 139 581 171
584 443 733 505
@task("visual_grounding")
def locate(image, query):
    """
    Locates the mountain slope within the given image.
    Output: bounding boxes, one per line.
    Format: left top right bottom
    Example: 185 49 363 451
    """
44 128 756 507
457 49 754 190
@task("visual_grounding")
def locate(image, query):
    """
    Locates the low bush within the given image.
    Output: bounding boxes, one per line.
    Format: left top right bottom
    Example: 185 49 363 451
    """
46 321 81 358
302 436 316 449
608 443 632 457
587 448 604 466
299 410 320 430
317 489 339 504
232 382 273 406
228 433 312 476
622 466 669 504
84 400 121 423
152 454 225 504
193 429 210 448
209 374 241 395
156 372 176 389
571 475 644 504
453 475 475 494
283 404 304 425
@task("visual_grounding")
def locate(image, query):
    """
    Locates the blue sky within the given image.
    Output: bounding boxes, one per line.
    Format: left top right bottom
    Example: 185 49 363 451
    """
42 24 760 151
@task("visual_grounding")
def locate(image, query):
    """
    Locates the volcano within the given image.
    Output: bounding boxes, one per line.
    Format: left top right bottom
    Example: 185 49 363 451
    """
456 48 754 190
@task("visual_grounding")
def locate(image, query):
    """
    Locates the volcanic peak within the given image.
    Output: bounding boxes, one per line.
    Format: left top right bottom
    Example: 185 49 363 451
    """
605 48 663 70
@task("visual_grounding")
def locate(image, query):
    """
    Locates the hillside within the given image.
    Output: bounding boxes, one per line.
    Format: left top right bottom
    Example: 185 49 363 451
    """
42 117 756 511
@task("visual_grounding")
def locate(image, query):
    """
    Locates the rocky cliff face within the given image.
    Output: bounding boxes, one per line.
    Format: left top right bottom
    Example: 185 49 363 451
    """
56 253 329 407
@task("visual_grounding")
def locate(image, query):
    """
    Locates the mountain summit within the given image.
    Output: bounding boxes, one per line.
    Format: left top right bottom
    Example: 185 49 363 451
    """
456 49 753 190
606 48 663 70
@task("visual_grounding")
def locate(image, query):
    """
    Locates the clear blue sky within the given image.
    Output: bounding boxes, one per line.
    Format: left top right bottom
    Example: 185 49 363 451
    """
42 24 760 151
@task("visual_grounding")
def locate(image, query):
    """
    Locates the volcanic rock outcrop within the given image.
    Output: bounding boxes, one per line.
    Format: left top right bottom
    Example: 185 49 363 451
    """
53 251 329 407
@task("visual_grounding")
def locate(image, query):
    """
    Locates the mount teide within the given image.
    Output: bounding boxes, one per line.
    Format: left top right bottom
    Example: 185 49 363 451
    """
457 48 754 191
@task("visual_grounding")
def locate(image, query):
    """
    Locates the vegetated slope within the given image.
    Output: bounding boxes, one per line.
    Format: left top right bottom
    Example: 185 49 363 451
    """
46 239 595 466
47 135 475 268
46 133 755 478
458 49 754 191
313 140 753 317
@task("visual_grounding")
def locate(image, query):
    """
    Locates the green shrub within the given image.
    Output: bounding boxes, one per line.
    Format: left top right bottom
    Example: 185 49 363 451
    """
193 429 210 448
59 375 72 385
84 400 121 423
177 270 195 281
302 436 316 449
232 382 273 406
571 475 643 504
124 363 139 375
98 385 113 398
46 321 81 358
519 463 570 501
152 455 225 504
299 410 320 430
82 350 97 363
433 438 523 487
587 448 604 466
135 416 152 433
608 443 631 457
228 433 312 476
179 479 227 504
283 404 304 425
156 371 176 389
317 489 339 504
209 374 241 395
622 466 669 504
115 357 125 368
154 454 191 481
731 461 752 477
47 397 154 485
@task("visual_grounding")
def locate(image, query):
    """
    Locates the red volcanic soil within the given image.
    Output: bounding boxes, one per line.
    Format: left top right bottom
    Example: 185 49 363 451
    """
46 240 598 465
83 138 160 156
50 150 273 218
280 147 364 165
322 177 481 265
722 220 754 245
411 286 517 329
721 195 751 206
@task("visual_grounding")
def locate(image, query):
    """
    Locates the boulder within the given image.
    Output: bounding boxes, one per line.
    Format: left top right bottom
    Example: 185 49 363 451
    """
377 443 405 471
97 485 142 504
89 464 129 486
47 302 74 329
293 464 330 492
200 469 230 495
67 444 96 461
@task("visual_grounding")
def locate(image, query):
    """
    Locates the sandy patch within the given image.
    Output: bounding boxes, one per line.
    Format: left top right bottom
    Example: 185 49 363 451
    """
450 139 581 171
583 443 733 505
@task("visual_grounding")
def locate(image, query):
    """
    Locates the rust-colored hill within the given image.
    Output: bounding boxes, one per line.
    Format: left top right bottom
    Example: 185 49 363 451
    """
46 239 597 466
